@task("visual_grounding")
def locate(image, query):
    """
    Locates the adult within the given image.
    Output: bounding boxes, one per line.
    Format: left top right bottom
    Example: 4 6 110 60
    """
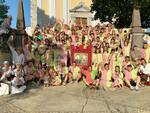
135 42 150 63
7 35 25 65
139 58 150 82
0 61 12 96
11 64 26 94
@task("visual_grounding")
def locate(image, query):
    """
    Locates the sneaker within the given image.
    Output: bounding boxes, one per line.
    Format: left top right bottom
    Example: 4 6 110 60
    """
62 82 66 86
70 81 74 84
130 86 134 90
135 86 139 91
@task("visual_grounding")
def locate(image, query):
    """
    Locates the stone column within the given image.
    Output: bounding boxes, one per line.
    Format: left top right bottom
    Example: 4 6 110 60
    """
63 0 69 24
130 7 144 60
16 0 26 48
70 14 76 25
30 0 37 33
87 13 93 25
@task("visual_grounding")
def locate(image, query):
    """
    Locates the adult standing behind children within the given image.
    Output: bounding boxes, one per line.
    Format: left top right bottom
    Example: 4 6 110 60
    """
7 35 25 65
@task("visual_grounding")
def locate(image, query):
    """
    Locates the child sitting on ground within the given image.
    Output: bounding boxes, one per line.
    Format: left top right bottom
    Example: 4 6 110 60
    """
52 71 62 86
124 65 141 90
100 63 113 90
11 64 26 94
43 72 50 87
43 67 54 87
112 66 124 88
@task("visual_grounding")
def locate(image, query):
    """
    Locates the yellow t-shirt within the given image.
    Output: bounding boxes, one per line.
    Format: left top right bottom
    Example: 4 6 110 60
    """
106 70 112 87
97 53 102 64
146 48 150 62
73 66 80 80
124 46 130 56
131 68 138 80
92 53 97 64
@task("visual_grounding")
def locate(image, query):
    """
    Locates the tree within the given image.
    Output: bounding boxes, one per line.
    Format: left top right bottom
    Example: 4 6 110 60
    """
0 0 9 25
91 0 150 28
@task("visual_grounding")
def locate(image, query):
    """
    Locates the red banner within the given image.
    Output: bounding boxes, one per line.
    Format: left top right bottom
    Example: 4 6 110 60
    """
70 44 92 68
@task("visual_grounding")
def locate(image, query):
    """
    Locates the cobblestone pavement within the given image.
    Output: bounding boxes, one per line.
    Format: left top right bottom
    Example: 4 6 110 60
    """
0 84 150 113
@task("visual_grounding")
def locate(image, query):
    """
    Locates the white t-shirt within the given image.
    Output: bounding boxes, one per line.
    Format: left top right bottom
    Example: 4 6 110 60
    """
143 35 150 44
7 36 25 65
139 63 150 75
10 46 24 65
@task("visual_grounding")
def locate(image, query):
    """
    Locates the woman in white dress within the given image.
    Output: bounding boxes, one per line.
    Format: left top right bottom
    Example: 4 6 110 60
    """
11 64 26 94
139 58 150 82
0 61 12 96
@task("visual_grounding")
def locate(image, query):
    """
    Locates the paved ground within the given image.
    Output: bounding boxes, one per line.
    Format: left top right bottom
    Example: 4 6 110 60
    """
0 83 150 113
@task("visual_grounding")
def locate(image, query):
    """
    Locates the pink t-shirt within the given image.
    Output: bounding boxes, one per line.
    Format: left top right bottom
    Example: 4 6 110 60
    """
71 35 77 46
124 70 132 81
23 45 32 62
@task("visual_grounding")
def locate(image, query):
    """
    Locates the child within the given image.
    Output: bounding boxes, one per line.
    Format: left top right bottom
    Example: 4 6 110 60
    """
35 62 45 85
123 56 131 70
81 67 94 87
11 64 26 94
102 46 110 64
120 38 131 57
124 65 141 90
0 61 12 82
43 74 50 87
115 50 124 71
91 63 99 80
60 63 68 85
109 49 116 71
24 60 36 82
112 66 124 88
44 67 54 87
139 58 150 82
0 61 12 96
135 42 150 63
100 63 113 89
92 48 102 65
52 71 62 86
70 62 81 82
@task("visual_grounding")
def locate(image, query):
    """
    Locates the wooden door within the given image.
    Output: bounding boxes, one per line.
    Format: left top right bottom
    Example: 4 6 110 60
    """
75 17 87 26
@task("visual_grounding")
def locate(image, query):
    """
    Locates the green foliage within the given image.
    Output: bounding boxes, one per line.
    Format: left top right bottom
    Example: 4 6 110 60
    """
0 0 9 25
91 0 150 28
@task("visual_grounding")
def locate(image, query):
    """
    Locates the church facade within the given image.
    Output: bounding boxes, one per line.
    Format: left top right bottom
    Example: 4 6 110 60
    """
30 0 97 31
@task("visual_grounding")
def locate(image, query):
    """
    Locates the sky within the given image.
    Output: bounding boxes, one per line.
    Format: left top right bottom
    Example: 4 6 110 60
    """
5 0 31 28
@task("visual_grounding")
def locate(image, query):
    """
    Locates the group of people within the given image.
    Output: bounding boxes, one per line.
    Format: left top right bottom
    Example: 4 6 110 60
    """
0 18 150 96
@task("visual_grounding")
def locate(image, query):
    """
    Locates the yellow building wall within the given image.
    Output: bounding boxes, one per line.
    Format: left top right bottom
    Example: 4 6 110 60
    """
41 0 49 25
56 0 63 20
42 0 49 15
38 0 92 24
84 0 92 7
